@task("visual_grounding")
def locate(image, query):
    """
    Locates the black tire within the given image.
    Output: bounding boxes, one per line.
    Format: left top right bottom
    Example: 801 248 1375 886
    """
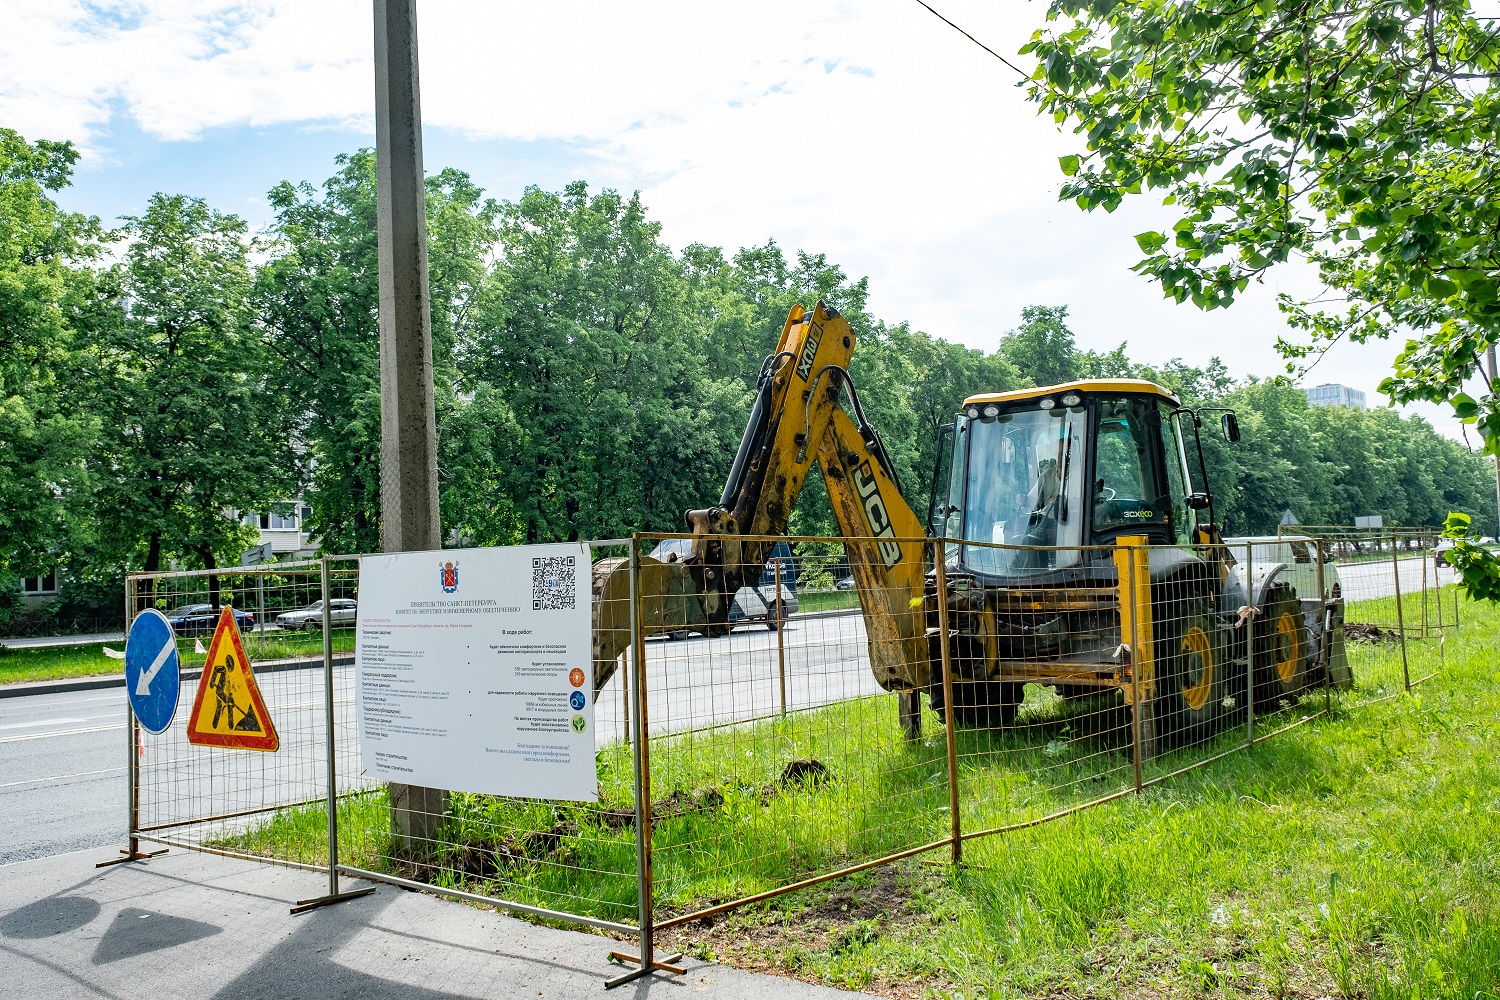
1151 597 1224 749
1253 584 1309 711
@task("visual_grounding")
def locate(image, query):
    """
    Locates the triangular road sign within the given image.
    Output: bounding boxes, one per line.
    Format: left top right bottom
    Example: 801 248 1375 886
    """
186 607 279 751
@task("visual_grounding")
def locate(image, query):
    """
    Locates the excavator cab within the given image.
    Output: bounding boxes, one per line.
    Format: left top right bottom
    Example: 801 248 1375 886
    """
931 380 1205 578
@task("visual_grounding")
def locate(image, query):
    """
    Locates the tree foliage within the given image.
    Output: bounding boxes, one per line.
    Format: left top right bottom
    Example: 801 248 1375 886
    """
0 127 1495 625
1023 1 1500 448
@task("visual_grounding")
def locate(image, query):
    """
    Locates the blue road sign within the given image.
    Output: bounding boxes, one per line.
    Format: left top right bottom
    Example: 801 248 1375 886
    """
125 609 180 735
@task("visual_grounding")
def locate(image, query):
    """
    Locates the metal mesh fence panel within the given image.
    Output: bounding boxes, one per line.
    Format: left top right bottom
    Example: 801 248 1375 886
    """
322 541 643 934
129 561 339 867
637 534 952 929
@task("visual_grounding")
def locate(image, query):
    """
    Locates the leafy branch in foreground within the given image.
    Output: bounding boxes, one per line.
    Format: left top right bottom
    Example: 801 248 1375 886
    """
1441 511 1500 602
1024 1 1500 450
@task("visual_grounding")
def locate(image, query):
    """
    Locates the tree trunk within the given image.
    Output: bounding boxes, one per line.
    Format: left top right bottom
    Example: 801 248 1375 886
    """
200 546 221 610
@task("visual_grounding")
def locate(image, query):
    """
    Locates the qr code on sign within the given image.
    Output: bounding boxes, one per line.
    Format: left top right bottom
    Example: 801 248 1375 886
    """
532 555 577 611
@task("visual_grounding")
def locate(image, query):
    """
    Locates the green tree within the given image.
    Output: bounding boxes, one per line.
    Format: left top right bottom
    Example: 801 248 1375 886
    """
1023 0 1500 446
998 305 1080 387
0 130 102 581
80 194 296 601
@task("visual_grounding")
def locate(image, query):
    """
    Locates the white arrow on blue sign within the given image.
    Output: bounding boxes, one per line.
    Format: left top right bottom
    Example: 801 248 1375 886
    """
125 609 181 735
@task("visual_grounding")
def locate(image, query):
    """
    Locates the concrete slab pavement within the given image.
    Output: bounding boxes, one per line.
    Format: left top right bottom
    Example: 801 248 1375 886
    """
0 848 870 1000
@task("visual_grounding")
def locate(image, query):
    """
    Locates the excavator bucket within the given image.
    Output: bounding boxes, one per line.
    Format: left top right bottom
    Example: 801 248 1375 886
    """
590 553 706 695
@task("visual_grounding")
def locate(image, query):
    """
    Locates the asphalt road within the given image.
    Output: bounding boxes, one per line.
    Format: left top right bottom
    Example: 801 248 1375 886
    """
0 612 882 865
1334 553 1451 602
0 687 127 866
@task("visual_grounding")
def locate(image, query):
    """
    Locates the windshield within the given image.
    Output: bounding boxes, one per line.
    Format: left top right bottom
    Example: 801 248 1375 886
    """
961 405 1085 574
167 605 206 616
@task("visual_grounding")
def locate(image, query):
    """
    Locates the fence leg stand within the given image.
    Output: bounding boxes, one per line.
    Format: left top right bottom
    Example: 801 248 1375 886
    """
99 581 165 868
1391 541 1411 692
607 536 684 988
935 550 962 865
293 557 377 914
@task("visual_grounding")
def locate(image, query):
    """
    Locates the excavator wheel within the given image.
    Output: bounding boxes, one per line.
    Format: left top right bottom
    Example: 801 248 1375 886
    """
1150 596 1225 749
1252 583 1309 712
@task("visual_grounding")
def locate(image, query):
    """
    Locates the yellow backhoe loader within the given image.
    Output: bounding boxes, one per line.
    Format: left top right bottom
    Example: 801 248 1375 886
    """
592 302 1350 755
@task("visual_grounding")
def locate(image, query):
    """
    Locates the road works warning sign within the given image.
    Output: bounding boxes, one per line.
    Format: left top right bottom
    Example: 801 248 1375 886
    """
355 543 596 801
186 607 279 752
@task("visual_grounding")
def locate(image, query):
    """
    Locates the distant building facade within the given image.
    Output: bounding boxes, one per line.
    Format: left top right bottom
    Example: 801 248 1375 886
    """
238 501 319 559
1304 383 1366 409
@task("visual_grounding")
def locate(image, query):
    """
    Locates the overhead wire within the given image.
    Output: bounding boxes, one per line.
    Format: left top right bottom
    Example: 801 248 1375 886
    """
909 0 1030 79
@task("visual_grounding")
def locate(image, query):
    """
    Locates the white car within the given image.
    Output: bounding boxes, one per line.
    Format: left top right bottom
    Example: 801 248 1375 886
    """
275 598 357 630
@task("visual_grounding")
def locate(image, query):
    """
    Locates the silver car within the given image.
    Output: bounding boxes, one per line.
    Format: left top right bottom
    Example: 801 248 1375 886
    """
275 598 357 630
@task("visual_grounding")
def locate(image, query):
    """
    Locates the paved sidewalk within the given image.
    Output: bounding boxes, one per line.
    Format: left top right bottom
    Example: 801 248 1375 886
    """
0 848 867 1000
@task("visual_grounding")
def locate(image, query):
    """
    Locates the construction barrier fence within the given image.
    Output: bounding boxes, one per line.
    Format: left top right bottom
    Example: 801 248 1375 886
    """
109 528 1453 985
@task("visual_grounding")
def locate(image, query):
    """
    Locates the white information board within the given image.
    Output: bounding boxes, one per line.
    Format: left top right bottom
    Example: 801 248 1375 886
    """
355 543 597 802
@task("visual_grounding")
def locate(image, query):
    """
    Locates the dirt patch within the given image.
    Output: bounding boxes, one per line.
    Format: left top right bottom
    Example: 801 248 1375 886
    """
656 861 942 999
1344 622 1399 643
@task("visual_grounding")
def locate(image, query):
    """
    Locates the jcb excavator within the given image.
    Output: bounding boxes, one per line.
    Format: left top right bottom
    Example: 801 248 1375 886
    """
592 301 1350 754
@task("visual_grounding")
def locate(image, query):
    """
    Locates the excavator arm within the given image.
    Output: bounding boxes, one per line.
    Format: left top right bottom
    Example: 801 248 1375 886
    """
592 301 931 693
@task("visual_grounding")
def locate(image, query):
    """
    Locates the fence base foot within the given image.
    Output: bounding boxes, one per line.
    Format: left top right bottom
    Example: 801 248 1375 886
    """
605 950 685 988
291 885 377 915
96 846 167 868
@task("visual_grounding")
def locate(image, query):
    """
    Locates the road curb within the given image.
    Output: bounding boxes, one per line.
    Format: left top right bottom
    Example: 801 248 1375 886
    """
0 653 354 700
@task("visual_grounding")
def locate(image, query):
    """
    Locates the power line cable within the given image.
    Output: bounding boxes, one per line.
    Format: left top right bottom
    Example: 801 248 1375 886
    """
910 0 1030 79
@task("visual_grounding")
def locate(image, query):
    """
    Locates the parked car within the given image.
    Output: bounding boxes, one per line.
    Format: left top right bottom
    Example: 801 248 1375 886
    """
276 598 358 630
164 603 254 635
646 538 798 635
834 574 856 591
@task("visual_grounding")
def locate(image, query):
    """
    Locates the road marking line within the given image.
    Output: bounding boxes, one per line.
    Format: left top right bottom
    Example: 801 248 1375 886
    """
0 717 86 731
0 724 124 744
0 766 125 789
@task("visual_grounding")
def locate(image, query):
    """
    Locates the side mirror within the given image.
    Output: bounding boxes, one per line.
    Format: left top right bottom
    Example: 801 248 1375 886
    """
1221 412 1241 443
1185 492 1211 511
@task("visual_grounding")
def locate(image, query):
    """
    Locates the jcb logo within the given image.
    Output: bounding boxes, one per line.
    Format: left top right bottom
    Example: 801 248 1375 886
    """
794 321 823 381
852 460 902 570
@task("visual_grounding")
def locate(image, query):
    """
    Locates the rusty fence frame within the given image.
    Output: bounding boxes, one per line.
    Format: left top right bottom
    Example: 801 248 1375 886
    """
101 530 1452 988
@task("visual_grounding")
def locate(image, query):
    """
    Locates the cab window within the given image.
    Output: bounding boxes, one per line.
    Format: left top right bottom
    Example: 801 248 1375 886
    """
1091 397 1172 540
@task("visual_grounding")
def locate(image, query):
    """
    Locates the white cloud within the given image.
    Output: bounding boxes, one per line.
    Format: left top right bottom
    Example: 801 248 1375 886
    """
0 0 1472 433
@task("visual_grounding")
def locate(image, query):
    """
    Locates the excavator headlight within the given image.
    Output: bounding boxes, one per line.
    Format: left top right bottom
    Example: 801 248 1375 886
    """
965 405 981 419
1038 398 1056 410
1061 393 1081 407
981 404 1000 418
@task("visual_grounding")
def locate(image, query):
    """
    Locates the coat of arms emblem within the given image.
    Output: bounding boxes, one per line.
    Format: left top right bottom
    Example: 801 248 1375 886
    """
440 560 459 593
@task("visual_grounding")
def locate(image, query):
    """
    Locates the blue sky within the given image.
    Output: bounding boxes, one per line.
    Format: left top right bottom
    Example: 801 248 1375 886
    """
4 0 1479 439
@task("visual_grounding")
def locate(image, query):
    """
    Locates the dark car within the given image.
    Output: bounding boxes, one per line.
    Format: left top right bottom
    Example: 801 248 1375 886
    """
646 539 798 636
164 603 255 636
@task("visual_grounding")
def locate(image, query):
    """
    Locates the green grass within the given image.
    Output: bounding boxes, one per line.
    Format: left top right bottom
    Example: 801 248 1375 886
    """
797 589 861 613
0 628 356 686
216 591 1499 999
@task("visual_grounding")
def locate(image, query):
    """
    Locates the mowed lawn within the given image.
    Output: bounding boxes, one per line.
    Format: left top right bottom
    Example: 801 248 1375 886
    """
210 587 1499 999
659 596 1498 1000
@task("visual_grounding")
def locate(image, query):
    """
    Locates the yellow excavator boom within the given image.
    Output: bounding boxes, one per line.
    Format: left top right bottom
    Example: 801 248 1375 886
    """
592 301 931 694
